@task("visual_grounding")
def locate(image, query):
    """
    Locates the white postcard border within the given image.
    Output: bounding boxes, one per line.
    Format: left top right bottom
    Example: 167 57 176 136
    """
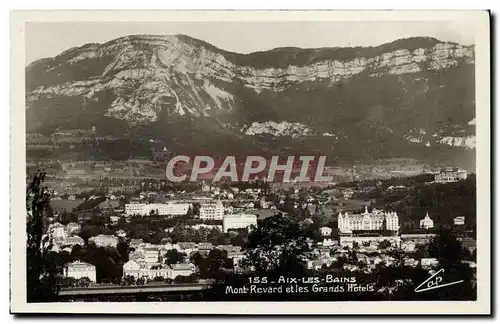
10 10 491 315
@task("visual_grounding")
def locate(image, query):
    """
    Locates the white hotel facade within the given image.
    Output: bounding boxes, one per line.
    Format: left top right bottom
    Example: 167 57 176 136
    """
223 214 258 232
125 202 192 216
199 201 224 220
88 234 118 248
123 260 195 279
338 207 400 248
63 261 97 282
338 207 399 232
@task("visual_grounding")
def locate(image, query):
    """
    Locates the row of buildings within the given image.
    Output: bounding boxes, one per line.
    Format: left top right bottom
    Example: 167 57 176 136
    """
48 222 81 239
124 201 225 220
63 240 247 283
63 260 196 283
434 167 468 183
122 261 195 279
45 222 84 251
125 202 192 216
125 201 256 232
336 207 467 248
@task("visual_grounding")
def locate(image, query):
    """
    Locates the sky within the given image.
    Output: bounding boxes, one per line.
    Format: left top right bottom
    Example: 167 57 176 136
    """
25 21 475 65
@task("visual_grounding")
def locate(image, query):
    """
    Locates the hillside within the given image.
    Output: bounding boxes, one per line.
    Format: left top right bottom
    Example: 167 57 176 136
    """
26 35 476 168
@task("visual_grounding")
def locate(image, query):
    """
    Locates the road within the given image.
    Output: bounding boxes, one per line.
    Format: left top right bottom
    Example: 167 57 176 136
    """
59 283 212 296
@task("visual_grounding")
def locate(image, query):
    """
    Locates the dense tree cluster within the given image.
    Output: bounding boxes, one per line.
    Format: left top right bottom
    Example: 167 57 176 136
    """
164 249 186 265
27 170 60 302
333 174 476 229
67 241 129 284
190 249 233 280
243 214 310 278
120 274 199 286
59 277 92 288
337 173 435 189
373 176 476 228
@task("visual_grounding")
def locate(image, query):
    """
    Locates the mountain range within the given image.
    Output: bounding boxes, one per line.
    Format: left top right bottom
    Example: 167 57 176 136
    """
25 34 476 169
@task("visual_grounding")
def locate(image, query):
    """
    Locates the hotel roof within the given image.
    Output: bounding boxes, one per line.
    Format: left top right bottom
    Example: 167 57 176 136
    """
67 261 95 269
171 263 193 270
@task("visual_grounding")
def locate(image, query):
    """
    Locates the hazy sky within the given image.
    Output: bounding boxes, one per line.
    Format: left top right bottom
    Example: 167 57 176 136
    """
25 21 475 65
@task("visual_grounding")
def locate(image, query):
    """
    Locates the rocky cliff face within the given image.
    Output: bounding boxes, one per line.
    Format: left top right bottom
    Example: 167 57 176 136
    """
26 35 476 166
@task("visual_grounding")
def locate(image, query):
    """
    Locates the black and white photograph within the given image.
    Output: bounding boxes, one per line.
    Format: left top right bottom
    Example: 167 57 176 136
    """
10 10 491 314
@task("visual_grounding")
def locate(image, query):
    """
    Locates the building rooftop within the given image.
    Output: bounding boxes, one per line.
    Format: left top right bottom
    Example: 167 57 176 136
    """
178 242 196 248
64 235 84 242
91 234 117 239
171 263 193 271
440 167 467 173
67 261 95 269
49 222 64 228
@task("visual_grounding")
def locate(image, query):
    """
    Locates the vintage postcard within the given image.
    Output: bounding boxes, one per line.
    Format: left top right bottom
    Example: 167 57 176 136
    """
10 10 491 314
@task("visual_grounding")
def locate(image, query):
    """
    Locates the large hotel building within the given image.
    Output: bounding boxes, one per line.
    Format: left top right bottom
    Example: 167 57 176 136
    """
125 202 192 216
338 206 399 232
199 201 224 220
338 207 400 247
434 167 468 183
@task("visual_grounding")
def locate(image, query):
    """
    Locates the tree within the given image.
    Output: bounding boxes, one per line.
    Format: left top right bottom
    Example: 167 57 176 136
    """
378 240 392 250
281 195 295 214
192 203 200 216
347 249 358 265
190 251 204 265
223 258 234 270
387 247 405 268
164 249 186 265
332 255 348 269
174 274 199 284
71 244 83 258
230 233 246 247
80 245 121 283
118 216 127 228
186 205 193 218
206 249 229 276
207 228 227 246
77 277 92 287
116 240 130 263
426 230 476 299
298 190 308 203
428 229 464 269
122 275 136 286
58 250 73 265
27 170 59 302
60 277 78 288
244 215 310 277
